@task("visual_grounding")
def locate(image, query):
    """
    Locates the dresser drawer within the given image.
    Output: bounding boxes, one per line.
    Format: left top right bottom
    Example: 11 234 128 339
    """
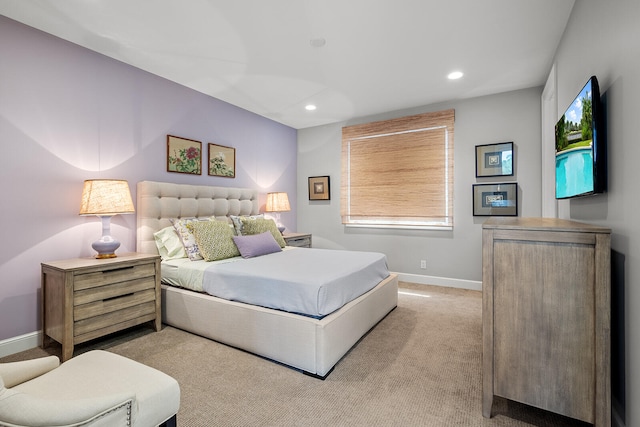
74 263 156 290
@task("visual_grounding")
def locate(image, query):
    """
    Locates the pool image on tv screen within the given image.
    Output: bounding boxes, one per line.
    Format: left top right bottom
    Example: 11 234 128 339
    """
555 76 604 199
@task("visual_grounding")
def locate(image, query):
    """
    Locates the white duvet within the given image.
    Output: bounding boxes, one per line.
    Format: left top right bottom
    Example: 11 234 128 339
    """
161 247 390 317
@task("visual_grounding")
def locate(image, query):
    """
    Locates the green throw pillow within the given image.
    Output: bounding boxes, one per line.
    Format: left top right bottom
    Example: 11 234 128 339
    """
192 220 240 261
240 218 286 248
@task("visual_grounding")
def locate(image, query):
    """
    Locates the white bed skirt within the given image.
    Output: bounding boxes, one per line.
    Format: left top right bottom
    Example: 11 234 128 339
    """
161 273 398 377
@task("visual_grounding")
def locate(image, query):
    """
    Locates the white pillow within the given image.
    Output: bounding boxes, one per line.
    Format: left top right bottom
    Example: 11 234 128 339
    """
153 226 187 260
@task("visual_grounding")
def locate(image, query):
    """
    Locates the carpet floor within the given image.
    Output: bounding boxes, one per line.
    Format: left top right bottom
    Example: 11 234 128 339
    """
2 282 591 426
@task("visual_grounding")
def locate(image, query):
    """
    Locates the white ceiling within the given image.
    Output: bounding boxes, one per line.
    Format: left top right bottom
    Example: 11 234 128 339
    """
0 0 575 129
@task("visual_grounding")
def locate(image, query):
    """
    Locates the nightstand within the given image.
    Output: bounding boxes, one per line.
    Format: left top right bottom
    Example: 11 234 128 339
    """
41 253 161 361
283 232 312 248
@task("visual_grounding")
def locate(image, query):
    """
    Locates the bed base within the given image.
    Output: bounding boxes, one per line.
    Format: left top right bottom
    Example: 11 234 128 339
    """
161 273 398 377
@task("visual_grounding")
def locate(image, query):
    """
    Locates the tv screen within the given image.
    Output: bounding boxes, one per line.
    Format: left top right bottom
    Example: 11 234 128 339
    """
555 76 606 199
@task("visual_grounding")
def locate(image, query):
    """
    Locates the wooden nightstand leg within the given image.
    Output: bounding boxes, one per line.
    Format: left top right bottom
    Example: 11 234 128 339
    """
41 334 53 349
62 343 74 362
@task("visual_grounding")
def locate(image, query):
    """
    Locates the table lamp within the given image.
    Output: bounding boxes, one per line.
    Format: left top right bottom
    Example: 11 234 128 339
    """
79 179 135 258
265 192 290 233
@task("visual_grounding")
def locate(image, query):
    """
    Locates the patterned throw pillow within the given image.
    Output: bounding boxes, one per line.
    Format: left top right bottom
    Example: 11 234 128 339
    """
171 217 212 261
239 217 286 248
192 220 241 262
230 214 263 236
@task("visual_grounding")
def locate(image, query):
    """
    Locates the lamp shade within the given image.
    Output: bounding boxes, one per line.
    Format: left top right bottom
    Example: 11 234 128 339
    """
79 180 135 216
265 192 290 212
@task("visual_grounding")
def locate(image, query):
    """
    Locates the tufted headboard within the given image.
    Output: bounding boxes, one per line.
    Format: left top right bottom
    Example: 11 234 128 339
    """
136 181 259 255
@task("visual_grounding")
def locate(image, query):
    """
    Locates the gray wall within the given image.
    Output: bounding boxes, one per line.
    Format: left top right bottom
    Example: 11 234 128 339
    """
297 87 543 286
553 1 640 425
0 16 297 341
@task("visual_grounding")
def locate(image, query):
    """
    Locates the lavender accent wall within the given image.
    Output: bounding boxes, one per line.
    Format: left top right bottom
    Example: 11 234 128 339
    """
0 16 297 341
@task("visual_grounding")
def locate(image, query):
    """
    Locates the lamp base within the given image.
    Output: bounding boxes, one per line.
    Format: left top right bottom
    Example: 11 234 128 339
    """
91 215 121 258
91 237 120 259
95 252 118 259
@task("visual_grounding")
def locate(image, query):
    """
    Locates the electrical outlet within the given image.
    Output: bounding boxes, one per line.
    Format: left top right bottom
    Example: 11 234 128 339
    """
420 260 427 269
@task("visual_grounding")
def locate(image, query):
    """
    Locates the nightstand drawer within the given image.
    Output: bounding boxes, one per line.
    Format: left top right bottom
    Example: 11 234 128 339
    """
74 263 156 290
74 276 156 306
283 233 312 248
74 301 156 338
286 236 311 247
74 287 156 321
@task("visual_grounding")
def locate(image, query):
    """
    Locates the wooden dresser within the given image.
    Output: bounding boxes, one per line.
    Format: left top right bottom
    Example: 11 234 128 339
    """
482 217 610 426
41 253 161 361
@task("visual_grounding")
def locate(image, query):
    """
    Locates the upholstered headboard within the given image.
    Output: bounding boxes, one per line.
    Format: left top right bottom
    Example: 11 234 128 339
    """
136 181 259 255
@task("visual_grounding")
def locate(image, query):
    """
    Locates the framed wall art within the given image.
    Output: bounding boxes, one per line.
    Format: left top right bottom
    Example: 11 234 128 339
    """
208 143 236 178
475 142 514 177
308 176 330 200
167 135 202 175
472 183 518 216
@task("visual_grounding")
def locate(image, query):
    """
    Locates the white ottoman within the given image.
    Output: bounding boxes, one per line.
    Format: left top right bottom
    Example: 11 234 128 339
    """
6 350 180 427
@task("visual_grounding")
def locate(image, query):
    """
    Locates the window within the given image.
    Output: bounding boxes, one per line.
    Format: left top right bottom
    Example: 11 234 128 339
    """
341 109 454 230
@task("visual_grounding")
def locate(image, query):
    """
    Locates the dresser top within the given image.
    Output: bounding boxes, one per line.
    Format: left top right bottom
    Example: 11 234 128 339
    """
482 217 611 234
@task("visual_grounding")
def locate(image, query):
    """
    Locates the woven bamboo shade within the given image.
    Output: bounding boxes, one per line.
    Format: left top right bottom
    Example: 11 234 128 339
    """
341 109 454 228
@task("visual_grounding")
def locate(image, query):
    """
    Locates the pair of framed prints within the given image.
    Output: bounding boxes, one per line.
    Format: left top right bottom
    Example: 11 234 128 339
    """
473 142 517 216
167 135 235 178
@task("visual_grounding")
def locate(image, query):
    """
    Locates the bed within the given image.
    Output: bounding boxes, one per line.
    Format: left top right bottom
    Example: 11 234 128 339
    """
136 180 398 378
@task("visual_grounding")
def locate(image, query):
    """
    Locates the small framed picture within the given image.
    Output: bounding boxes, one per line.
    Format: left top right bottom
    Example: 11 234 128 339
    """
472 183 518 216
208 143 235 178
308 176 330 200
475 142 514 177
167 135 202 175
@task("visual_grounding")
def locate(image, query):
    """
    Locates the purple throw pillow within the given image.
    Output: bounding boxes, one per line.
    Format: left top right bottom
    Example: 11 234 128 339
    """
232 231 282 258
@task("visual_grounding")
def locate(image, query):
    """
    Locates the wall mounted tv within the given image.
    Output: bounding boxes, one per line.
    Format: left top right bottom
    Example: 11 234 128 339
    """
555 75 606 199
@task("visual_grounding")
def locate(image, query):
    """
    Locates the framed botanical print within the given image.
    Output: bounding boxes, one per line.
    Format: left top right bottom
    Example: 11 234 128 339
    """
208 143 235 178
167 135 202 175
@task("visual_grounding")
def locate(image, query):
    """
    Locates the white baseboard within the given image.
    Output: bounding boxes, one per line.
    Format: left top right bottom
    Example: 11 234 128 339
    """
394 272 482 291
0 331 41 358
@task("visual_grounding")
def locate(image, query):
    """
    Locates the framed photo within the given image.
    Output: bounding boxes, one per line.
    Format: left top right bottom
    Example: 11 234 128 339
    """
472 183 518 216
308 176 330 200
208 143 235 178
167 135 202 175
475 142 514 177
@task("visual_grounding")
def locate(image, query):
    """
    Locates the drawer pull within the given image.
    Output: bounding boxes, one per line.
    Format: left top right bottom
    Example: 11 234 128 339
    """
104 266 135 273
103 293 134 302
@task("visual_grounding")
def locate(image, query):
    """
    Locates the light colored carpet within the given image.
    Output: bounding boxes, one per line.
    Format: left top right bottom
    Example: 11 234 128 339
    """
2 282 589 426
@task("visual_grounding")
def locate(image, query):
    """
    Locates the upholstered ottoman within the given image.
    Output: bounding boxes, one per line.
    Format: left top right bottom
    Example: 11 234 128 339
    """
0 350 180 426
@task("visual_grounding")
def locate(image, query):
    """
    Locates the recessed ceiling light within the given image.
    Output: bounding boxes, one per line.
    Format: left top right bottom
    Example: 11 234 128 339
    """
305 104 317 111
310 38 326 48
448 71 464 80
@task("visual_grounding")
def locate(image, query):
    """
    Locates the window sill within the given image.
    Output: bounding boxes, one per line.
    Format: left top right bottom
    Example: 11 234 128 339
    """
344 223 453 231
